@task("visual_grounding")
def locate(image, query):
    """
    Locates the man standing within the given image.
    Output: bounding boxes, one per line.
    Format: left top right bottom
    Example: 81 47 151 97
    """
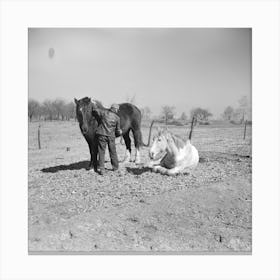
92 103 122 175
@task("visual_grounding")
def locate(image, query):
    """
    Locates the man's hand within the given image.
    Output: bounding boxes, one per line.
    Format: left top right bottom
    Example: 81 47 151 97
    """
115 129 122 137
91 100 99 114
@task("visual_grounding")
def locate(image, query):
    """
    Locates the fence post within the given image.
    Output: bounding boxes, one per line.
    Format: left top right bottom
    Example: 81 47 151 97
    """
147 120 155 146
189 116 196 140
243 120 247 140
38 124 41 149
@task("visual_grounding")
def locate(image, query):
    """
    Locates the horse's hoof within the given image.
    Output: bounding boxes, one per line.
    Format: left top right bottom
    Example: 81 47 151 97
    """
152 167 158 173
86 165 94 171
167 171 177 176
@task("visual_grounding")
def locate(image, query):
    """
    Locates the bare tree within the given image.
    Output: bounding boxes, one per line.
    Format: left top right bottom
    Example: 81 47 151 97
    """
161 106 175 125
237 95 250 123
141 106 152 120
180 112 188 123
42 99 55 121
190 107 212 123
37 103 46 121
28 99 40 122
52 99 66 120
229 96 251 124
222 106 234 121
64 101 76 120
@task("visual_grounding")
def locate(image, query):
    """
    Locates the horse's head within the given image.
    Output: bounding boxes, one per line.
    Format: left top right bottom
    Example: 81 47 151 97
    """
149 128 169 160
74 97 94 134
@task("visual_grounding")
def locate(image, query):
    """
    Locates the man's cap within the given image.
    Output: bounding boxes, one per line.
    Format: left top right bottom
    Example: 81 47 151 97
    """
111 103 120 110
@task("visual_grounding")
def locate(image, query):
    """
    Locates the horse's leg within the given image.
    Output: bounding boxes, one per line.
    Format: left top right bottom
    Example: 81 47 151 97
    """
122 131 132 162
152 165 168 174
86 141 94 170
166 166 182 176
151 165 180 176
132 129 142 164
91 136 98 171
147 158 162 168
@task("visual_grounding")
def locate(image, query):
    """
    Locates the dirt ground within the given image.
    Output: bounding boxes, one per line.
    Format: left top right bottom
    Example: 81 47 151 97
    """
28 121 252 253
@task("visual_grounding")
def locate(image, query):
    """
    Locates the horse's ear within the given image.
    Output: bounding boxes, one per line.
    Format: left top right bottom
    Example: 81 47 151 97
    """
74 98 78 105
91 99 97 108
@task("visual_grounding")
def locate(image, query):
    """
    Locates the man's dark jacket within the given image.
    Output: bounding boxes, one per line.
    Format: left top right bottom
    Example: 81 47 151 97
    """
92 108 122 137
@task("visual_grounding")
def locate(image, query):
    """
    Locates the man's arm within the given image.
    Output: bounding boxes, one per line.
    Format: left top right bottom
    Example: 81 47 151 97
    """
91 100 103 118
92 108 104 118
115 117 122 137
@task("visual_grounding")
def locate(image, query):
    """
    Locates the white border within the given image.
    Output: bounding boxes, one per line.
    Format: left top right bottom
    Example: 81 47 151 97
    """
1 0 279 279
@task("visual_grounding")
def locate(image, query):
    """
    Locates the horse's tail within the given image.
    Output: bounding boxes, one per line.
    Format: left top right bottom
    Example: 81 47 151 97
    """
188 116 196 140
120 120 155 147
142 120 155 147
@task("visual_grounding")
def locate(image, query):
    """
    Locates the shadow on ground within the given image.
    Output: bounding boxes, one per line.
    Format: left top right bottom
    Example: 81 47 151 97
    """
41 161 90 173
41 158 129 173
126 166 151 175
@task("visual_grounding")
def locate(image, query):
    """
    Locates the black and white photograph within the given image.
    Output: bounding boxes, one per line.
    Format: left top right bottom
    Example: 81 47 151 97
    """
2 0 280 279
28 28 252 253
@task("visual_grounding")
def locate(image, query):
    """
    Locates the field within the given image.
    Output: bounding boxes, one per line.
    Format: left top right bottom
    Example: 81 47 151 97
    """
28 121 252 253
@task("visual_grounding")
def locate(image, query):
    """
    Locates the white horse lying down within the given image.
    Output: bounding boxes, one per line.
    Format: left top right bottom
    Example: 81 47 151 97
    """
147 129 199 175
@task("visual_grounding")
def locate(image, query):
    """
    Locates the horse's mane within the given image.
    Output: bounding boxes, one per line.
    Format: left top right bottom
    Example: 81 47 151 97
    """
80 96 91 104
170 133 185 149
159 130 186 149
78 97 104 109
92 99 104 109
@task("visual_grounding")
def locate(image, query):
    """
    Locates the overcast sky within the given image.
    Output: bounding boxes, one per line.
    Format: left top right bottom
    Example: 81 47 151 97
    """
28 28 251 117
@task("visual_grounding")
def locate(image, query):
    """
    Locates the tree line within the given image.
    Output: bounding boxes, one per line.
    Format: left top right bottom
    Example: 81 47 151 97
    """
144 96 250 125
221 96 251 124
158 106 212 125
28 95 251 125
28 98 76 121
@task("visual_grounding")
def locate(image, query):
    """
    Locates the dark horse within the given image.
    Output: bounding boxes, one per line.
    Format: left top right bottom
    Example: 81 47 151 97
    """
74 97 153 169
